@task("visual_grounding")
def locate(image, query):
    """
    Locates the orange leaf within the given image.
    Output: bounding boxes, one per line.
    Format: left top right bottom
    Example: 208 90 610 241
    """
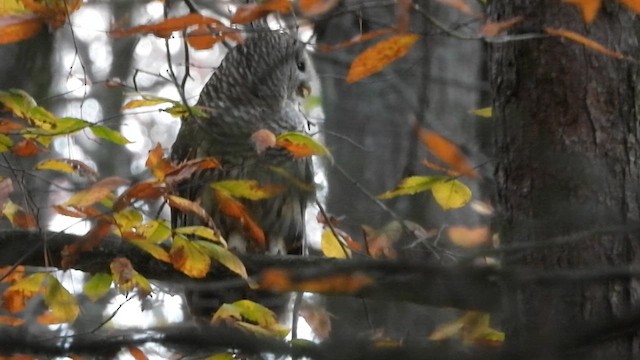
619 0 640 14
110 13 225 38
362 222 401 259
0 266 26 284
0 119 23 134
128 346 148 360
231 0 292 24
186 25 222 50
545 27 629 60
480 16 524 37
433 0 481 16
2 200 37 229
146 143 175 181
418 128 478 179
63 176 130 207
2 273 46 313
214 190 266 249
447 226 491 248
61 221 112 269
0 314 25 326
0 15 44 45
563 0 601 23
319 28 394 52
113 181 165 211
298 0 340 17
260 269 374 294
347 33 419 83
12 139 43 157
110 257 134 287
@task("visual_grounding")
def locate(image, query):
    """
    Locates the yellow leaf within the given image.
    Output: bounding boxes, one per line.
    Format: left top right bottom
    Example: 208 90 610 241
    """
275 132 332 161
175 226 226 245
347 33 419 83
122 98 172 110
211 179 282 200
2 199 37 229
321 228 350 259
196 240 249 282
378 176 443 199
431 179 472 210
35 159 75 173
170 235 210 278
469 107 493 118
43 275 79 323
128 240 171 263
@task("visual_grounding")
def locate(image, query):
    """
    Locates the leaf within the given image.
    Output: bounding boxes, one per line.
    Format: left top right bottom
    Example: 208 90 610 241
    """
481 17 524 37
260 269 374 294
545 27 630 60
186 24 221 50
113 180 165 211
321 228 350 259
433 0 481 16
319 28 394 52
90 125 131 145
27 105 57 130
299 300 332 340
0 89 36 118
0 15 44 45
276 132 332 160
447 226 491 248
0 265 26 284
2 199 37 229
35 159 98 181
196 240 249 281
378 175 443 199
42 275 79 323
346 33 419 83
63 176 130 208
231 0 292 24
146 143 175 181
0 119 23 134
2 272 46 313
110 13 228 38
164 157 220 186
0 314 25 326
431 179 472 210
83 273 113 302
362 221 402 259
166 194 213 225
212 299 290 338
428 311 505 346
298 0 341 16
109 257 152 298
175 226 225 245
128 239 171 263
0 134 13 152
61 221 112 269
211 179 282 200
563 0 601 23
128 346 148 360
12 139 43 157
213 190 266 249
418 128 478 178
122 98 173 110
619 0 640 14
170 235 211 278
469 107 493 118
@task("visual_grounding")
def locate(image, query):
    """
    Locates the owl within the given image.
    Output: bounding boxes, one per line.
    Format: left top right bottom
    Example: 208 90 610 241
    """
170 31 315 314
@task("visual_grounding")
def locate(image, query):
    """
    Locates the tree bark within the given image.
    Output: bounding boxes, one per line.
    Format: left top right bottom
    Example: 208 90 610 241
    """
489 1 640 358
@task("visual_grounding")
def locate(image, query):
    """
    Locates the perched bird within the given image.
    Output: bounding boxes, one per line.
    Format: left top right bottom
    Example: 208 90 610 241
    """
171 30 315 316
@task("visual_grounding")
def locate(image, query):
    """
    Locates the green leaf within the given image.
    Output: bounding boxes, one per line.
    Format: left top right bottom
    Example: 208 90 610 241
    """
44 275 79 323
90 125 131 145
431 179 472 210
196 240 249 281
0 89 36 118
0 134 13 152
83 273 113 302
378 176 445 199
211 179 282 200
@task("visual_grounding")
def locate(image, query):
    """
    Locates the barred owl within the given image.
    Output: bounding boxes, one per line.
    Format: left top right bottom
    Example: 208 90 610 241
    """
171 31 315 315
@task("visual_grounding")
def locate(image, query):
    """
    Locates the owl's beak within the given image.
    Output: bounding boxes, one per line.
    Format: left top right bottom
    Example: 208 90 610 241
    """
296 81 312 98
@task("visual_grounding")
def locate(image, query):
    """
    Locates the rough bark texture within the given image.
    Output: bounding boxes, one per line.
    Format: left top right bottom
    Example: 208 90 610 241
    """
489 1 640 358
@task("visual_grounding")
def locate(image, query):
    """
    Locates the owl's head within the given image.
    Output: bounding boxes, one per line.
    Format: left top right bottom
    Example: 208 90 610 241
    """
216 30 313 105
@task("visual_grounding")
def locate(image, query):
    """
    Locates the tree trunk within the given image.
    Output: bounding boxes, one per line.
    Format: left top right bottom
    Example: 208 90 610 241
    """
489 1 640 358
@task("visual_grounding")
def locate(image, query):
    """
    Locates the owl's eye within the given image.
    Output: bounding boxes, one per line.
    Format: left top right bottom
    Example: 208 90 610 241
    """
296 60 306 72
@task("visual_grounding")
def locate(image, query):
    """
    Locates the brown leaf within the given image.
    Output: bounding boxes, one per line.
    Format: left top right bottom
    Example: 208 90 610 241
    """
114 181 165 211
417 128 478 179
0 119 23 134
563 0 601 23
110 257 134 286
231 0 292 24
61 221 112 269
545 27 630 60
347 33 420 83
166 194 214 226
447 226 491 248
362 221 401 259
63 176 130 208
395 0 412 32
480 16 524 37
214 190 266 250
164 157 220 186
299 300 332 340
146 143 175 181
